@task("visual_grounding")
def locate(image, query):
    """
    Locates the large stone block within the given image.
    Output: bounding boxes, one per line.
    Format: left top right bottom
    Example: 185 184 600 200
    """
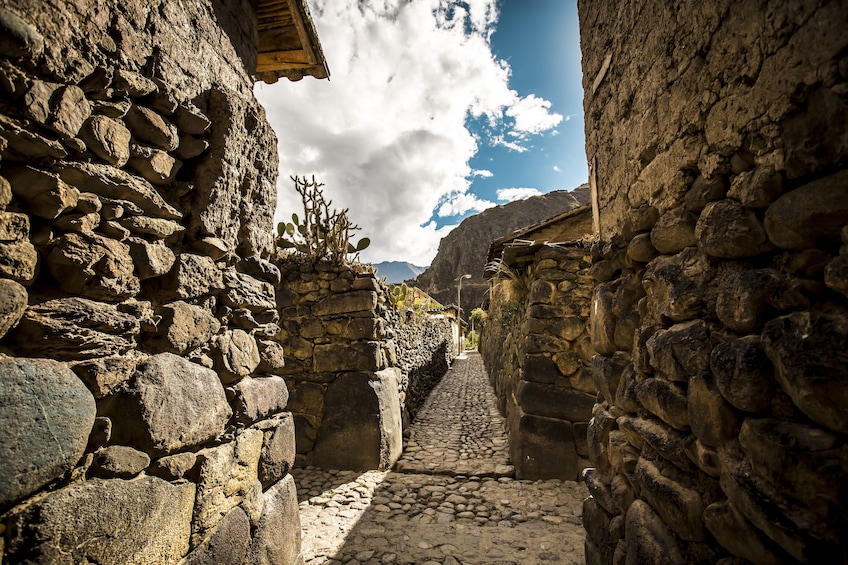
211 329 261 384
509 410 579 480
247 474 302 565
78 115 131 166
222 269 276 312
624 500 684 565
703 500 794 565
591 282 617 356
181 506 251 565
634 457 705 542
150 300 221 354
642 247 715 324
762 311 848 434
0 358 95 511
254 413 296 489
624 416 694 474
311 368 402 471
6 477 195 564
710 336 774 413
229 375 289 424
158 253 225 301
314 341 382 373
103 353 232 455
688 372 741 447
0 240 37 283
0 278 27 338
312 290 377 316
192 429 263 546
634 378 689 431
12 297 139 359
517 381 596 421
646 320 711 382
45 232 139 301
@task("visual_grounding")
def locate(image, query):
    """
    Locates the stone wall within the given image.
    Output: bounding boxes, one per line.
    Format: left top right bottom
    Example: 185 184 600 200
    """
0 2 301 564
276 260 455 470
481 244 596 480
579 1 848 563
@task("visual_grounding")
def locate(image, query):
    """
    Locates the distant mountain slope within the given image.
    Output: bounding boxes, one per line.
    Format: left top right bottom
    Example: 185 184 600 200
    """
373 261 428 284
415 185 590 317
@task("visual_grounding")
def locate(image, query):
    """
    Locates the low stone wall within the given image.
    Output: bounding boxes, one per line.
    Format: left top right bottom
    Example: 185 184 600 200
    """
276 260 455 470
579 1 848 563
481 245 596 480
0 3 301 564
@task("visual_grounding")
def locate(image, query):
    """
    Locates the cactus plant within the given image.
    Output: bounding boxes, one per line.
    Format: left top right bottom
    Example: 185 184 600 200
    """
275 176 370 264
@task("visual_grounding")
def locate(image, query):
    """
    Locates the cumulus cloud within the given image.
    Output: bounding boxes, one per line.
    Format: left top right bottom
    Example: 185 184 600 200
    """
255 0 562 264
553 165 562 172
472 169 494 178
497 187 542 202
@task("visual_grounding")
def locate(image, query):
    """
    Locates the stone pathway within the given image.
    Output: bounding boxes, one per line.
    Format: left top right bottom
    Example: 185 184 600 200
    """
296 351 588 565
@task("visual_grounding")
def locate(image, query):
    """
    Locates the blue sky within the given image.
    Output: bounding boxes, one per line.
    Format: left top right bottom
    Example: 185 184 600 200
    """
256 0 586 264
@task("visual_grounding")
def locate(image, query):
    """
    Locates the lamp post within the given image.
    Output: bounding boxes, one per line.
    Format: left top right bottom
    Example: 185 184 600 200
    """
457 274 471 318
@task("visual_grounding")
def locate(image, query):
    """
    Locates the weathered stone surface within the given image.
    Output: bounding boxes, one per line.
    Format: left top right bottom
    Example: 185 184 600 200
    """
125 104 179 151
91 98 131 118
825 253 848 297
783 87 848 179
181 506 251 565
229 375 289 424
739 417 848 518
126 236 177 279
46 232 139 301
176 133 210 159
53 211 100 233
313 290 378 316
764 170 848 250
522 353 558 385
0 6 44 58
118 215 184 239
90 445 150 479
625 500 684 565
0 113 68 159
57 161 182 220
128 144 181 185
256 338 286 373
211 329 260 384
149 452 198 481
642 247 715 323
688 372 741 447
0 239 37 283
591 282 617 356
626 416 693 473
150 300 221 354
6 477 195 564
104 353 231 455
254 412 296 489
158 253 225 300
0 211 29 241
627 232 659 263
12 297 138 359
646 320 711 382
192 428 263 545
582 467 616 515
727 163 785 208
650 206 697 254
247 474 301 565
634 378 689 431
634 456 706 542
222 269 276 312
703 500 793 565
312 368 402 471
5 165 79 219
715 268 782 332
45 85 91 138
696 199 773 258
517 381 596 422
762 311 848 434
591 352 628 404
314 341 382 373
78 115 131 166
239 256 282 285
0 357 95 511
71 351 143 398
0 278 27 338
710 336 774 413
510 410 579 480
112 69 157 97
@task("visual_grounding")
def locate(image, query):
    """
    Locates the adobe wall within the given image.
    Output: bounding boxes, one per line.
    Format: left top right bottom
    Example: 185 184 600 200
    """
0 2 298 563
480 244 597 480
579 1 848 563
276 260 455 470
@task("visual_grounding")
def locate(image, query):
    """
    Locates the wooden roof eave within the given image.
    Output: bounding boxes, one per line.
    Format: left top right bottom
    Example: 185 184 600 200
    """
255 0 330 83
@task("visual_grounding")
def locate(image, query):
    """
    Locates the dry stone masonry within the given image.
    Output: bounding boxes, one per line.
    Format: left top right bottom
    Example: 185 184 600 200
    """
579 1 848 563
0 1 293 563
481 243 597 481
276 260 455 471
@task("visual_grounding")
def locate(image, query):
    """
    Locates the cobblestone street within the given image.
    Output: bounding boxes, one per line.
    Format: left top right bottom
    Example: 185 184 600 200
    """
296 351 588 565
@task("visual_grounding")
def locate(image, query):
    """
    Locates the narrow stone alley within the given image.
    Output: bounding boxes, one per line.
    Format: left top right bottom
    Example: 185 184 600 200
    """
295 351 589 565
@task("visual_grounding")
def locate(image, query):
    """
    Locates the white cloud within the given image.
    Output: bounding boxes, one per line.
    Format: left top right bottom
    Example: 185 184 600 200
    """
255 0 562 264
437 191 496 217
506 94 563 134
473 169 494 178
492 135 528 153
497 187 541 202
553 165 562 172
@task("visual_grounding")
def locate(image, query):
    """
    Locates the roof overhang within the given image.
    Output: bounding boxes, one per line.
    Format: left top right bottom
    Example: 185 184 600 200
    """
255 0 329 83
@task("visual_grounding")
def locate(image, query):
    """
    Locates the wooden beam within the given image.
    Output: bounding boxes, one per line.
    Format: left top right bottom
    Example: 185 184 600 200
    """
257 49 312 68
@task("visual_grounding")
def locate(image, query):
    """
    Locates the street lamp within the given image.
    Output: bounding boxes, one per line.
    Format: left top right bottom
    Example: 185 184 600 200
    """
456 274 471 317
